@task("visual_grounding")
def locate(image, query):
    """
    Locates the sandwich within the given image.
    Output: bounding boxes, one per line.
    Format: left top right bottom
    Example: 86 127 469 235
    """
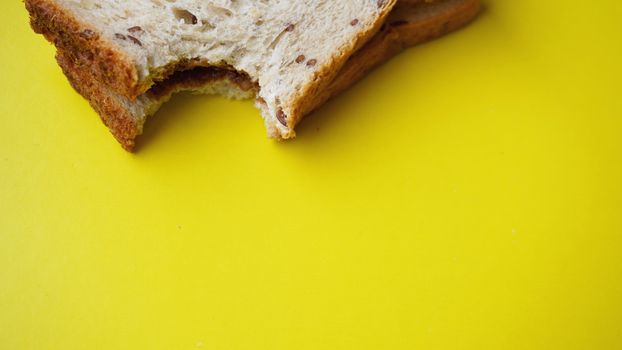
25 0 480 151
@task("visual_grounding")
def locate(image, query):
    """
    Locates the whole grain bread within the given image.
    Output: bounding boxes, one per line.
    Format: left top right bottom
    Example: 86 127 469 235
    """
26 0 480 151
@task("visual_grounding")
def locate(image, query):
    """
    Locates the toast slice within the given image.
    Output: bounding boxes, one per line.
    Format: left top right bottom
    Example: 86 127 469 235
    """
26 0 480 151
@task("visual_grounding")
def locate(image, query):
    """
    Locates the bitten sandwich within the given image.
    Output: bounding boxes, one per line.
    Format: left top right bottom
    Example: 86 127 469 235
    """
25 0 480 151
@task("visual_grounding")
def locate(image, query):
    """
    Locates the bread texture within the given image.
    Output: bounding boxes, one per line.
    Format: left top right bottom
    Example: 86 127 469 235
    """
26 0 480 151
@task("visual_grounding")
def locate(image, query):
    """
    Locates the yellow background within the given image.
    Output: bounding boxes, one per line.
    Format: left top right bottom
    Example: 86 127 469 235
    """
1 1 621 349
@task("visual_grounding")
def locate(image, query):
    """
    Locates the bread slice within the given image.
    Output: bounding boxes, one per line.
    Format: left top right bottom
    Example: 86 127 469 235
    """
26 0 399 147
26 0 480 151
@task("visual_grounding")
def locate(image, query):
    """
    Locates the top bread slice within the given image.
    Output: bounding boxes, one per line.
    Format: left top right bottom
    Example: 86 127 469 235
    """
26 0 398 140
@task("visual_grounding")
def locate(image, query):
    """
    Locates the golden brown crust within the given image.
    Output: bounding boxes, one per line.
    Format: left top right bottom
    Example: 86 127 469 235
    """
56 50 141 151
25 0 143 100
302 0 481 123
284 0 399 134
391 0 481 47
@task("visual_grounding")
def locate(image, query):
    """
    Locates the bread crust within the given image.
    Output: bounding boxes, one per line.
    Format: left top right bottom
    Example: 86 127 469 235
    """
312 0 481 116
56 50 140 150
280 0 399 137
25 0 143 100
284 1 479 133
27 0 480 151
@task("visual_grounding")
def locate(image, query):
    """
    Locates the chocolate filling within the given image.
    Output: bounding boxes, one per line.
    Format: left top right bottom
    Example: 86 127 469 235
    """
147 66 257 100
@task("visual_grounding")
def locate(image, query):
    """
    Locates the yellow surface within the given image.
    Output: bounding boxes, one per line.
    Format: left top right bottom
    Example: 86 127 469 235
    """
1 1 622 349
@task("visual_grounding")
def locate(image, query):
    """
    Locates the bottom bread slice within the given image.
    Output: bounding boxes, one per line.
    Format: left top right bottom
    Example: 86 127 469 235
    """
55 0 480 151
